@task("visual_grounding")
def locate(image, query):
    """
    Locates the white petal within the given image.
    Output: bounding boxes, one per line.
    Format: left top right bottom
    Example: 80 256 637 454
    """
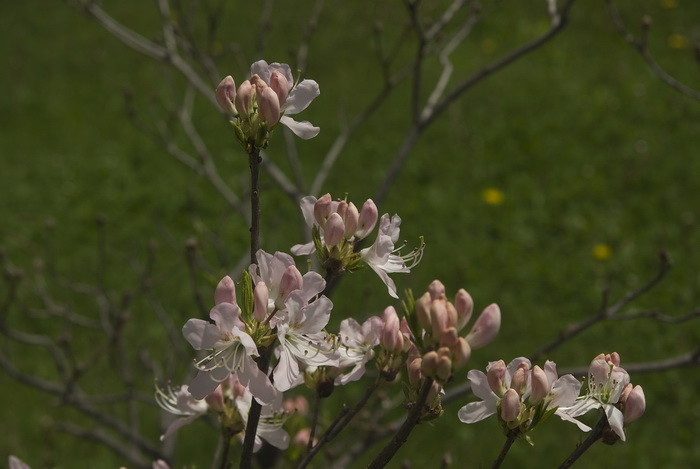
282 79 319 114
549 374 582 408
291 242 316 256
554 409 592 432
458 401 496 423
279 116 320 139
240 355 277 405
468 369 497 402
160 414 200 441
259 426 290 450
250 60 271 83
606 406 626 441
187 370 221 400
182 319 222 350
298 195 318 228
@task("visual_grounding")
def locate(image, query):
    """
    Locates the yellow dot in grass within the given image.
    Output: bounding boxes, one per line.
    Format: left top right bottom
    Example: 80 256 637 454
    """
660 0 678 8
667 34 688 49
482 188 504 206
593 243 612 261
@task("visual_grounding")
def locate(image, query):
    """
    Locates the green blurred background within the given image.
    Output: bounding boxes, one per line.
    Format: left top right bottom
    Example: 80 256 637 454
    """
2 0 699 467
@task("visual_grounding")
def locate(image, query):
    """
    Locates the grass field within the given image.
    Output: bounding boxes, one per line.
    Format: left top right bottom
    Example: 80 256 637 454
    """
2 0 699 467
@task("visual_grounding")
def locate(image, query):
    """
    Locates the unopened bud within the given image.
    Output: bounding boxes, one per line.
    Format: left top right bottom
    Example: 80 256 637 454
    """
314 193 332 227
324 212 346 247
257 83 281 125
344 202 359 238
421 351 439 376
279 265 303 301
430 301 450 340
235 80 254 116
428 279 446 301
408 357 422 386
415 292 432 331
623 385 645 423
465 303 501 349
510 362 530 396
215 75 237 115
205 385 225 411
355 199 378 239
530 365 548 405
436 355 452 382
487 360 507 396
381 306 403 352
253 281 269 321
215 276 236 305
439 327 458 348
450 337 471 369
501 388 521 423
269 70 290 106
454 289 473 331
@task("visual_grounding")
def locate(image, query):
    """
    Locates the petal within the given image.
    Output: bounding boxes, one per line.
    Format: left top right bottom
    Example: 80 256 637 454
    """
606 406 626 441
240 355 277 405
468 369 498 402
267 62 293 89
273 345 301 392
250 60 270 83
365 260 398 299
298 196 318 228
458 401 496 424
280 116 320 139
183 319 222 350
298 296 333 334
160 414 200 441
301 271 325 299
188 370 221 400
210 303 244 333
259 426 290 450
554 409 592 432
282 79 319 114
291 242 316 256
549 374 583 408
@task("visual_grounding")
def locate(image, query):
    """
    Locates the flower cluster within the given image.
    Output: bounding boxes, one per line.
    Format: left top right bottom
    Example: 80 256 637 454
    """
216 60 320 150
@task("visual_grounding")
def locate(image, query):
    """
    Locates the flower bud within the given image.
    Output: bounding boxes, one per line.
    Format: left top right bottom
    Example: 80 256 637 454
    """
430 301 449 340
381 306 403 352
253 281 269 321
216 75 237 115
399 317 412 350
439 327 458 348
279 265 303 302
257 83 281 125
465 303 501 349
487 360 507 396
454 289 473 331
415 292 432 332
355 199 378 239
314 193 332 227
436 355 452 382
421 351 439 376
608 352 621 367
622 385 645 423
344 202 359 238
501 388 521 423
215 275 236 305
335 200 348 221
445 301 458 329
428 279 446 301
407 357 422 387
510 362 530 396
323 212 346 247
450 337 471 369
530 365 548 405
269 70 290 106
235 80 254 116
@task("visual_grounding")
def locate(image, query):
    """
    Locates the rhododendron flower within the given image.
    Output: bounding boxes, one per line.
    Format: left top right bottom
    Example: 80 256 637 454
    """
155 384 209 440
558 353 632 441
183 302 275 404
250 60 320 139
235 386 291 452
335 315 383 385
273 291 338 391
360 214 424 298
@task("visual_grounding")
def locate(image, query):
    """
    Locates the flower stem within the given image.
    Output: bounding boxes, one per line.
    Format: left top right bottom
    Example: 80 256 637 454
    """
366 377 434 469
240 146 265 469
558 417 606 469
491 430 518 469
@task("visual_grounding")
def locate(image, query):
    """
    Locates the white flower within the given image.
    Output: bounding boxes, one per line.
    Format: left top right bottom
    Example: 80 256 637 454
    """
250 60 320 139
335 316 383 385
235 388 290 452
9 456 31 469
273 291 338 391
558 355 631 441
360 214 424 299
182 302 276 404
155 384 209 441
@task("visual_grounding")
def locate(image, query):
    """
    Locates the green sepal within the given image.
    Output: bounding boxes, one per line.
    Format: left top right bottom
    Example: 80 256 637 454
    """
241 269 254 323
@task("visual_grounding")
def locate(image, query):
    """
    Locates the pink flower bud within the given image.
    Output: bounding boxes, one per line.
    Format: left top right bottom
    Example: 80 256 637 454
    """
510 362 530 396
421 351 439 376
294 428 313 447
205 384 225 411
415 292 432 332
235 80 254 116
530 365 548 405
314 193 332 227
487 360 507 396
257 83 281 125
439 327 458 348
355 199 378 239
407 357 422 386
430 301 449 340
215 75 237 115
436 355 452 382
465 303 501 349
335 200 348 221
344 202 359 238
450 337 471 369
399 316 413 350
428 279 446 301
381 306 403 352
214 275 236 305
622 385 645 423
253 281 269 321
608 352 621 367
279 265 303 301
501 388 521 423
323 212 346 247
445 301 458 329
269 70 290 106
454 289 473 331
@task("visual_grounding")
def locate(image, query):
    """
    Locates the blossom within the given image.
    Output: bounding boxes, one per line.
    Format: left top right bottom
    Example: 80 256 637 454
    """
155 384 209 440
558 353 632 441
273 291 338 391
360 214 424 299
182 302 276 404
235 386 290 452
250 60 320 139
335 315 383 385
9 456 31 469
